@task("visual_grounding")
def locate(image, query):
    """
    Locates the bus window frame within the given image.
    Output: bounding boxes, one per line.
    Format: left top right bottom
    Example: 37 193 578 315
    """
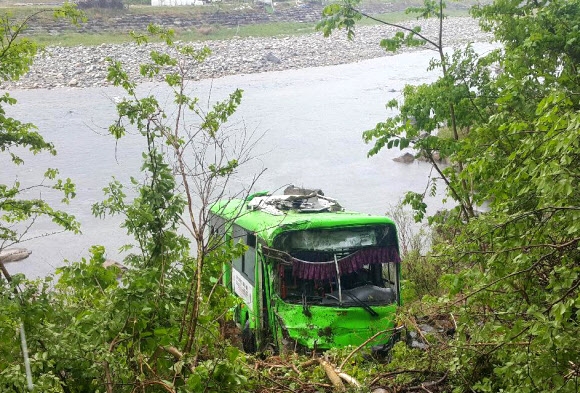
232 224 257 284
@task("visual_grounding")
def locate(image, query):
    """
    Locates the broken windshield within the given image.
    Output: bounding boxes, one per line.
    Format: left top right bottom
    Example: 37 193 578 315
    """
268 225 400 306
275 225 397 254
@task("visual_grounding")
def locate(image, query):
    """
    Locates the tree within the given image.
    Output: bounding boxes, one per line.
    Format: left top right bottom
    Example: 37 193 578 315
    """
441 1 580 390
0 5 84 282
318 0 485 224
319 0 580 391
2 22 260 392
104 24 264 357
60 24 262 391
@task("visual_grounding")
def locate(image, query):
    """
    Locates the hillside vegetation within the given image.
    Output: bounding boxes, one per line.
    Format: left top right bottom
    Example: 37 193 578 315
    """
1 0 579 392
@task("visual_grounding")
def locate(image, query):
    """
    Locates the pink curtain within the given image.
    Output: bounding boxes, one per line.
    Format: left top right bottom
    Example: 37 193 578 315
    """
264 246 400 281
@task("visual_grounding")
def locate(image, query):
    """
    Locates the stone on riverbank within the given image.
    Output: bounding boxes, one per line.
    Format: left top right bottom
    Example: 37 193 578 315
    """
393 152 415 163
2 17 491 90
0 248 32 263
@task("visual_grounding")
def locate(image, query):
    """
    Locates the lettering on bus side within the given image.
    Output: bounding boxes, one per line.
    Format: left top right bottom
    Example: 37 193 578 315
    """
232 269 254 311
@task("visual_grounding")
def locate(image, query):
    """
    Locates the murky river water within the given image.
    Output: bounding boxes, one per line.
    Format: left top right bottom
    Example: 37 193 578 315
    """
2 43 495 278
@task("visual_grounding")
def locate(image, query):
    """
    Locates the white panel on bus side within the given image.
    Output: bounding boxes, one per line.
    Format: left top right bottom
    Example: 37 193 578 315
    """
232 269 254 311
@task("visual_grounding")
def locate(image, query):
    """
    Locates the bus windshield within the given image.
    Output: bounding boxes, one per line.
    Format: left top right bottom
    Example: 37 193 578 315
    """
267 225 400 307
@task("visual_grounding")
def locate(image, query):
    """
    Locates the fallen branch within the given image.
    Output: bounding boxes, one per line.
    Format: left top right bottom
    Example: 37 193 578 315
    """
339 326 402 370
301 357 360 389
300 359 318 368
406 371 448 392
337 371 360 387
290 363 301 375
319 359 345 391
370 370 429 386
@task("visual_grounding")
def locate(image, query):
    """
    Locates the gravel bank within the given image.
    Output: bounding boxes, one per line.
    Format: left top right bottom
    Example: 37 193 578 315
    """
3 17 491 90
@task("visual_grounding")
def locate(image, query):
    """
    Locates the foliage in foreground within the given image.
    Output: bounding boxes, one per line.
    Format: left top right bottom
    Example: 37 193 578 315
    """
3 0 580 391
1 8 85 390
0 13 444 392
320 0 580 391
0 4 84 279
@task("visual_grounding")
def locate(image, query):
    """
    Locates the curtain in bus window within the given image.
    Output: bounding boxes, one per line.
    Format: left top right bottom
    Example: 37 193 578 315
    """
297 246 400 281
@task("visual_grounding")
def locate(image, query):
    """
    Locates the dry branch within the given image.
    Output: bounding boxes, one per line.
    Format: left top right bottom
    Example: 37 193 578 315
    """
300 359 318 368
339 326 402 370
337 371 361 387
319 359 345 391
370 370 430 386
406 371 448 392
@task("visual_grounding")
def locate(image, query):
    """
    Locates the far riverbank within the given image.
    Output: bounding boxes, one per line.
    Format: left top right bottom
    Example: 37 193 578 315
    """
3 16 491 90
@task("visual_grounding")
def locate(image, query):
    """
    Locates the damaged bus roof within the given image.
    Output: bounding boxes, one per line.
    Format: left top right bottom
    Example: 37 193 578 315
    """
211 192 397 244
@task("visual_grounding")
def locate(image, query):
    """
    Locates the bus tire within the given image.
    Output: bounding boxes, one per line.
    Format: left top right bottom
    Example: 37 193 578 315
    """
242 320 257 353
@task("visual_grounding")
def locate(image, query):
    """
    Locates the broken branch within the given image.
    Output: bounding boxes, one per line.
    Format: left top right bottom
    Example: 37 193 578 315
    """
406 371 448 392
337 371 361 387
319 359 345 391
339 326 401 370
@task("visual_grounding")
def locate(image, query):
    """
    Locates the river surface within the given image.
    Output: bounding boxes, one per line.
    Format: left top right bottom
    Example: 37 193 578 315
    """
3 43 495 278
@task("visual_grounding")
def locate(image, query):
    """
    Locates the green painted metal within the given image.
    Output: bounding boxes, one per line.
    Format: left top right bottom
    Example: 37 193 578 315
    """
210 195 401 351
274 297 398 349
211 198 398 247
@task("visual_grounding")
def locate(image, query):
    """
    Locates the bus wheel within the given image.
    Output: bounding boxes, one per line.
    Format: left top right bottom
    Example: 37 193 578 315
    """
242 320 256 353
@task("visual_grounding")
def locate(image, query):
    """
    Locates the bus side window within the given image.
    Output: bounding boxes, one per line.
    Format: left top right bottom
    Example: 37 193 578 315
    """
232 225 256 284
244 235 256 283
208 213 226 238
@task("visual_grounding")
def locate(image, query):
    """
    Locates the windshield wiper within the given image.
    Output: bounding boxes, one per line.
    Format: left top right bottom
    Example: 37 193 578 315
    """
302 292 312 317
342 291 379 317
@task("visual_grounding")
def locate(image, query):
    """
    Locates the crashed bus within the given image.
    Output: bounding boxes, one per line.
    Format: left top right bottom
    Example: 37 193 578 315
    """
209 188 401 352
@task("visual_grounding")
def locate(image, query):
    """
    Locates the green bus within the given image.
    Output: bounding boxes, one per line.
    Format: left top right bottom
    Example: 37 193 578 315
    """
209 188 402 353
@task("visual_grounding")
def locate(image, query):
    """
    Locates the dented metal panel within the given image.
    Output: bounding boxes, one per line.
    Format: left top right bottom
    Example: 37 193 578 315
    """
275 300 397 349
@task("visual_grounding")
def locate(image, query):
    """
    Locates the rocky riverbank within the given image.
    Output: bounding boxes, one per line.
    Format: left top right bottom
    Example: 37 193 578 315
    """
3 17 491 90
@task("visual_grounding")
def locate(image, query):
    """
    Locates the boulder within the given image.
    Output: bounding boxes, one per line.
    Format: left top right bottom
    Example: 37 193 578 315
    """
102 259 127 271
264 52 281 64
393 152 415 163
0 248 32 263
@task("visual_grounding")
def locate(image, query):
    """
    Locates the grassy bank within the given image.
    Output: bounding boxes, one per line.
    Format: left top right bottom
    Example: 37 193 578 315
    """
2 1 472 46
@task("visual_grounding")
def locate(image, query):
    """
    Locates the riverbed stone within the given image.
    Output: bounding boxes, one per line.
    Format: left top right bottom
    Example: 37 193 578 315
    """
1 17 490 90
265 52 281 63
393 152 415 163
0 248 32 263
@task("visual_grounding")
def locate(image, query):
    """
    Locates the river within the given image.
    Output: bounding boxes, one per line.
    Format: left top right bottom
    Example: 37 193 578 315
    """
2 43 495 278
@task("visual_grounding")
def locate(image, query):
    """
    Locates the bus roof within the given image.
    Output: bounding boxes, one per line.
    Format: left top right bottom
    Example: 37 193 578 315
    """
210 194 397 245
